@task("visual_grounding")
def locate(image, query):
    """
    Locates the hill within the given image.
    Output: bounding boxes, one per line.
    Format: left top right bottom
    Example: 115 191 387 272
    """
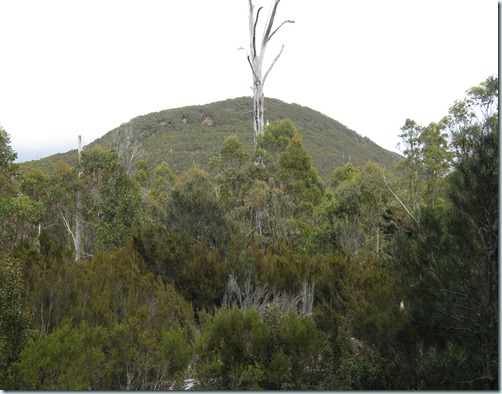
22 97 402 183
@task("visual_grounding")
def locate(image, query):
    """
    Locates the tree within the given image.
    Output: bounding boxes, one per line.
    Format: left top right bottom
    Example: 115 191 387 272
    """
164 166 234 250
14 321 110 390
195 306 328 390
109 321 190 390
391 76 498 389
210 135 258 236
278 133 323 217
76 135 83 261
324 162 393 255
79 145 143 254
441 77 498 389
0 126 18 185
109 124 144 176
0 256 30 387
241 0 294 150
397 118 451 212
418 121 451 206
44 160 79 256
0 128 45 253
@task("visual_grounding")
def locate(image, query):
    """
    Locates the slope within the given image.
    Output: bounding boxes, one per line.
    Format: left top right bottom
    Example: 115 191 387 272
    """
22 97 402 183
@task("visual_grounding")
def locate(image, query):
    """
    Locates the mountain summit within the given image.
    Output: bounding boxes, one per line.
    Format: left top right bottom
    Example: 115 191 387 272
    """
25 97 401 182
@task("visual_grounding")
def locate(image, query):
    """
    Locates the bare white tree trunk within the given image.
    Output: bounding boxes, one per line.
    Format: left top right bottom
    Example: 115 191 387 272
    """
110 124 144 175
75 135 83 261
242 0 294 151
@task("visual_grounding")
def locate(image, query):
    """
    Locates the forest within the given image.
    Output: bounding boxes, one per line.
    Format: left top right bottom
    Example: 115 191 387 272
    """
0 75 498 390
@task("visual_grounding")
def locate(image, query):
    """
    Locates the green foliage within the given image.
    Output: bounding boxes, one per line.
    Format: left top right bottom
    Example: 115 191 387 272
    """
14 320 110 390
133 225 241 311
109 319 190 390
331 161 359 187
4 79 498 390
0 193 44 253
195 306 329 390
320 161 395 255
278 133 324 216
261 118 297 166
26 243 196 336
252 238 307 293
413 341 481 390
214 134 250 168
0 127 45 254
79 145 144 252
397 116 452 211
0 127 18 180
25 97 401 184
390 76 499 389
165 166 234 250
0 256 30 386
133 159 150 188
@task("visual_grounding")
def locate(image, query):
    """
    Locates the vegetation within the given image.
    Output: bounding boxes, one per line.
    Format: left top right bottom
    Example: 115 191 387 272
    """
21 97 401 183
0 76 498 390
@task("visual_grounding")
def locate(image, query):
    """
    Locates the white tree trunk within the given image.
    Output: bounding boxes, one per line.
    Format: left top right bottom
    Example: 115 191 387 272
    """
244 0 293 150
75 135 83 261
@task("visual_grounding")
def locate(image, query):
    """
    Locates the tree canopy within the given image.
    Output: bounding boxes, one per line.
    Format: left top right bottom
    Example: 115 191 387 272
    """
0 77 498 390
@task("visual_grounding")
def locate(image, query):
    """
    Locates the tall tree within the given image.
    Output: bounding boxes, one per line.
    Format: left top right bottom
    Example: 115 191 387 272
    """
75 135 83 261
397 118 451 212
241 0 294 150
391 76 498 389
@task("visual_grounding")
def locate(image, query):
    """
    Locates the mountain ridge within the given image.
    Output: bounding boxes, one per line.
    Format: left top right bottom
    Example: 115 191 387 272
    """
21 97 402 182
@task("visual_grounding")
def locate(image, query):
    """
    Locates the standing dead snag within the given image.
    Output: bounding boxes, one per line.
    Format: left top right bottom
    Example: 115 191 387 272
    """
240 0 294 151
75 135 83 261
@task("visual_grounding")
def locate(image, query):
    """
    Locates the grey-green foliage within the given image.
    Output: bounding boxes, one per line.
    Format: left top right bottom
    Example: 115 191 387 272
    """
26 97 401 184
397 117 452 211
0 128 44 253
0 127 17 181
79 145 143 254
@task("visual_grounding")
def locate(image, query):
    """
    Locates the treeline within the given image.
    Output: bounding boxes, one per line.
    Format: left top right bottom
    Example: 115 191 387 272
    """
0 76 498 389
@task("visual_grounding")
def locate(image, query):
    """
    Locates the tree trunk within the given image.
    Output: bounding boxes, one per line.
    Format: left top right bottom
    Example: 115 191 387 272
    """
244 0 293 152
75 135 83 261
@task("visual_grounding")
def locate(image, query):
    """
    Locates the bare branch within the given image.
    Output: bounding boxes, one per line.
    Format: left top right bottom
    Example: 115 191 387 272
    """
252 6 263 56
383 174 418 224
263 44 284 85
246 55 260 82
262 0 281 49
244 0 292 149
268 19 295 42
60 212 76 247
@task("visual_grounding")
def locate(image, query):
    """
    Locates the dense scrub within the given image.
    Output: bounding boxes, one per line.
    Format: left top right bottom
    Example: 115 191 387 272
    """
0 77 497 389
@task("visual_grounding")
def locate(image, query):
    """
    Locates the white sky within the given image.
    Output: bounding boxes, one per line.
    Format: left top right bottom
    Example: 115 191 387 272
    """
0 0 498 162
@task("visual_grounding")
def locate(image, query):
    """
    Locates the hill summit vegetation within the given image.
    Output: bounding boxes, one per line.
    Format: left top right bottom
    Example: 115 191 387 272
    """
23 97 401 183
0 76 498 389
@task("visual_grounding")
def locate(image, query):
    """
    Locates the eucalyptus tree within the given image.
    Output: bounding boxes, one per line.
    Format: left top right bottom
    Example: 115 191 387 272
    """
397 118 451 213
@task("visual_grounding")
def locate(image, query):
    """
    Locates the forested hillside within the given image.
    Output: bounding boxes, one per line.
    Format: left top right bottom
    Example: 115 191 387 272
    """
21 97 401 183
0 76 498 390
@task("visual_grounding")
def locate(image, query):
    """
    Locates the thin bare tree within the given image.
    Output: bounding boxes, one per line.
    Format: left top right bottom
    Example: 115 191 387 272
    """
240 0 294 151
75 135 83 261
110 124 144 175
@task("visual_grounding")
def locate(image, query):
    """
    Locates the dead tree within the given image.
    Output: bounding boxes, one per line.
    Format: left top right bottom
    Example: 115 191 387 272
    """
240 0 294 151
75 135 83 261
110 124 144 176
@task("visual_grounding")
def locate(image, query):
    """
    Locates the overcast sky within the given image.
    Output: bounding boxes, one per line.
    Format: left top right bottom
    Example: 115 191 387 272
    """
1 0 498 162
